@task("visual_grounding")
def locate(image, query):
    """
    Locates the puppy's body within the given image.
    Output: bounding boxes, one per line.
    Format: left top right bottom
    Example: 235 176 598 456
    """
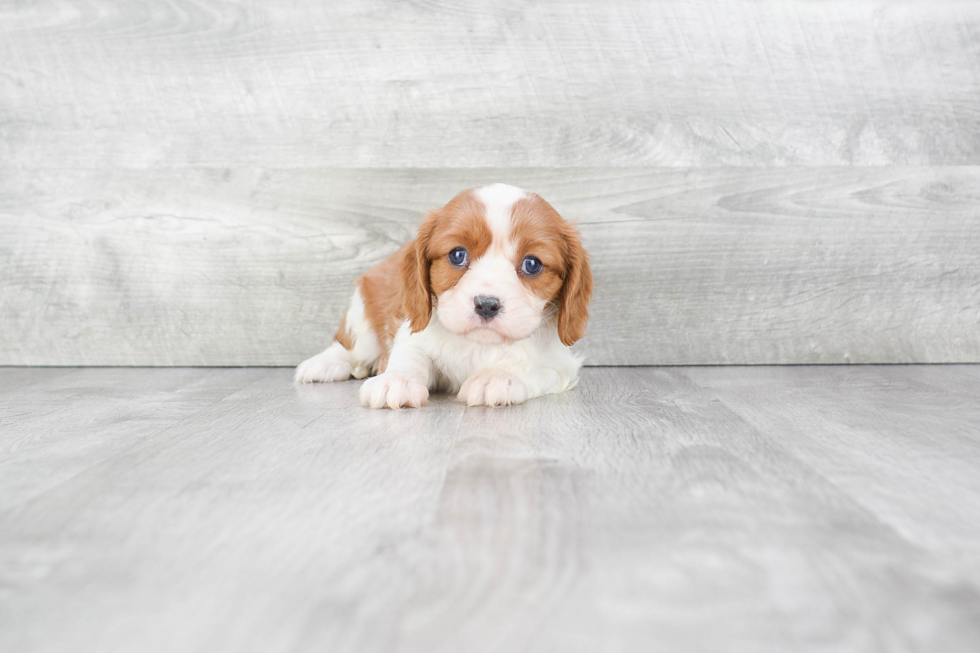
295 184 592 408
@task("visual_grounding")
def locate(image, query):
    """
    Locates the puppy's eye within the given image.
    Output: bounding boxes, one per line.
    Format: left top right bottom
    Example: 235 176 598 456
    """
520 255 542 276
448 247 468 267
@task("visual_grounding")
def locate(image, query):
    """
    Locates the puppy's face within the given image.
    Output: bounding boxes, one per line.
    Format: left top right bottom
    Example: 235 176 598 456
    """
402 184 593 346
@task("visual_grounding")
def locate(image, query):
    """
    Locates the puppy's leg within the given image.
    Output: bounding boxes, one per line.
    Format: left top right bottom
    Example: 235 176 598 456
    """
457 368 529 407
359 325 432 409
458 338 584 407
294 341 352 383
295 288 382 383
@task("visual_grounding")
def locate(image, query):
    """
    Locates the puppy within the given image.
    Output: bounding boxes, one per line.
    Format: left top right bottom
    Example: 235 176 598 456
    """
295 183 593 408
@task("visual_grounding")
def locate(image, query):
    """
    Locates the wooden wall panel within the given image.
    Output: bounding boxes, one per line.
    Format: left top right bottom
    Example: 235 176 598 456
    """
3 168 978 366
2 1 980 168
2 1 979 365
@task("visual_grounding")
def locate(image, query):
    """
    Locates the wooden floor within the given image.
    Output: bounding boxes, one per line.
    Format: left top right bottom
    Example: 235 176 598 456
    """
2 366 980 653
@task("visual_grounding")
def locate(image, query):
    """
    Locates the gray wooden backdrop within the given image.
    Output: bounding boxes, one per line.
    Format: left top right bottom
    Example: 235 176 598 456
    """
2 0 979 366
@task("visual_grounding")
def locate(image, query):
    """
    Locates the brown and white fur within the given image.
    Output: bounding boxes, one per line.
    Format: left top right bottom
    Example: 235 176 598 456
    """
294 183 593 409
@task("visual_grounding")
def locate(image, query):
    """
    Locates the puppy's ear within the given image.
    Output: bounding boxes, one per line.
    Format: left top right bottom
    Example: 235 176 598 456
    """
401 210 439 333
557 222 594 346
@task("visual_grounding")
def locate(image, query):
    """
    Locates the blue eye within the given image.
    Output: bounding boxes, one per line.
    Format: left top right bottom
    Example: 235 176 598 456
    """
521 256 542 276
448 247 468 267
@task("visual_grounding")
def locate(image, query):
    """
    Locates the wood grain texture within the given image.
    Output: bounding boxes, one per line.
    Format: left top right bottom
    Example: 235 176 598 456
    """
0 367 269 512
2 167 978 366
2 0 980 167
3 1 980 365
1 365 979 652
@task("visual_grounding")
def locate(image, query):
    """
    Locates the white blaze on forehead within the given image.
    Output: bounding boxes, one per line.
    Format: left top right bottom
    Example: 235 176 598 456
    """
474 183 527 255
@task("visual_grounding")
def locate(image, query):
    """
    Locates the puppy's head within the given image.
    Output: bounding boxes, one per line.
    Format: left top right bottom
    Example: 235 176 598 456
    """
402 184 592 346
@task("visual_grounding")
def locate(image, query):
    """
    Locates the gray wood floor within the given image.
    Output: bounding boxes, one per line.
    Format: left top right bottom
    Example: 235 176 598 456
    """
2 366 980 653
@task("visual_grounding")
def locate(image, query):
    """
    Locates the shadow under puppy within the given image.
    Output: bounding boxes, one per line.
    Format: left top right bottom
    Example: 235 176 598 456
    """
295 183 593 408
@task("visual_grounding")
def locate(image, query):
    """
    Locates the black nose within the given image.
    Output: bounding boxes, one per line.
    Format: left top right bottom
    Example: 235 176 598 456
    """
474 295 501 320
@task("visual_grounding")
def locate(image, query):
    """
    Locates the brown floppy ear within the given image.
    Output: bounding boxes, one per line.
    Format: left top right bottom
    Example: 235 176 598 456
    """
557 222 594 346
401 210 439 333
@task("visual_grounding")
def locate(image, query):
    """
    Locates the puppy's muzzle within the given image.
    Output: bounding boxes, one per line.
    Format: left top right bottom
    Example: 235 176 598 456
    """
474 295 501 321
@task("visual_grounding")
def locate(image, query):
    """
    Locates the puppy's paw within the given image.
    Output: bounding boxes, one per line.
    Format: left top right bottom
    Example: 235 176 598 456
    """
294 345 352 383
458 369 528 407
360 373 429 409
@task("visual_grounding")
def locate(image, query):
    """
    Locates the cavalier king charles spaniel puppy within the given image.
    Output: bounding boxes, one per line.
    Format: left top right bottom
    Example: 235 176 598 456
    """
295 183 593 408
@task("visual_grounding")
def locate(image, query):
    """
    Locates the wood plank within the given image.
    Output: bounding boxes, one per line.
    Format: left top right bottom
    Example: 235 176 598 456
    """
2 167 979 366
682 365 980 557
0 366 75 396
2 1 980 167
2 366 979 652
0 367 268 511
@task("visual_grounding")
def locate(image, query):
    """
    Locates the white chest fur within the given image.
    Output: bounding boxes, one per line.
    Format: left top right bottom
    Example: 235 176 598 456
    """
390 318 583 396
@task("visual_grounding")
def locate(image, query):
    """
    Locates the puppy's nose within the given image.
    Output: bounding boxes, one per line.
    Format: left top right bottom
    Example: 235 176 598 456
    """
474 295 501 320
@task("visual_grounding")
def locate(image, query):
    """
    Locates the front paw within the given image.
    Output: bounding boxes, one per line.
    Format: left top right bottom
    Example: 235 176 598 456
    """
458 369 528 407
360 373 429 409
